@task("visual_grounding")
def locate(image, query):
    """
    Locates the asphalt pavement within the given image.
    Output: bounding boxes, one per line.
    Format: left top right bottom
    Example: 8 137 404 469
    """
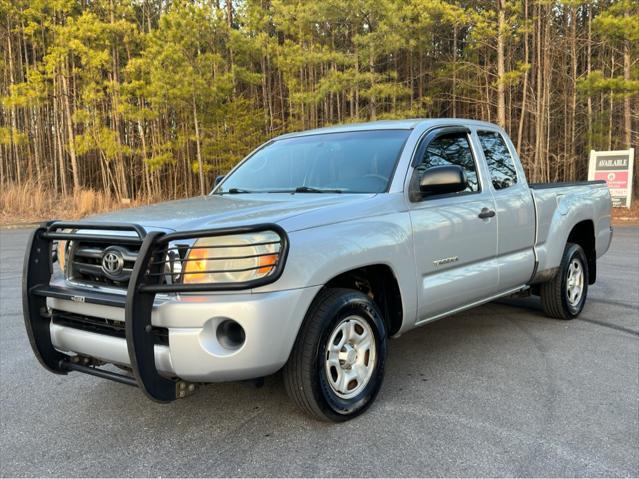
1 227 637 477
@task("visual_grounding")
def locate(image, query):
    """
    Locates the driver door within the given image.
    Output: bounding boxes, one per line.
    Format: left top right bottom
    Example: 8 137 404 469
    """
408 127 499 322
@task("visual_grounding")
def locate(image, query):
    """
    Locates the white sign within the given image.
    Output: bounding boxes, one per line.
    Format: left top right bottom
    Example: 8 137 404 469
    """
588 149 634 208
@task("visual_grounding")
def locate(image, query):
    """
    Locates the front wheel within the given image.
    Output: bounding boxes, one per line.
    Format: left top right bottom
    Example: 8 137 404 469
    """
540 243 589 320
283 288 387 422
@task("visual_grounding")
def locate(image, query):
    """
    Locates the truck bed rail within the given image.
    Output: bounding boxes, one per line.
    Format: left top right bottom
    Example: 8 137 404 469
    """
529 180 606 189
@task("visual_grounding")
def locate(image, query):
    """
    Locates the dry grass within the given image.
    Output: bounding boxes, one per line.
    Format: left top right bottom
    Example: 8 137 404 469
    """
611 201 639 225
0 183 147 225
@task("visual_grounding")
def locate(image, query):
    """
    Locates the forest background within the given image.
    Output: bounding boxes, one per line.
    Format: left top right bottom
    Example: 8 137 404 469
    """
1 0 637 221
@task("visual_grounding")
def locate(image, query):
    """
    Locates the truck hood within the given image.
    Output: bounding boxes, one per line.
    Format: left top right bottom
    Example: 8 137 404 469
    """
84 193 376 232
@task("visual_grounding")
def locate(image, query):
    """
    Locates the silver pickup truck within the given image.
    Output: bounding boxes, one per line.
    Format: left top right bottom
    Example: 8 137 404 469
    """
23 119 613 421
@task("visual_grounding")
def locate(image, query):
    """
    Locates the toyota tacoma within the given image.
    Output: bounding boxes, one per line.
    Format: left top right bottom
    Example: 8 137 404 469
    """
23 119 613 421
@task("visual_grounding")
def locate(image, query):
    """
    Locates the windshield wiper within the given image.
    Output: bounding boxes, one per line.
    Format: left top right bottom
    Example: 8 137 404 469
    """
292 186 343 194
225 188 254 194
219 186 342 194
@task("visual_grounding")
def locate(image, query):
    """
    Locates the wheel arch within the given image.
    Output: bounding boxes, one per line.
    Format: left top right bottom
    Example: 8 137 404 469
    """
317 264 404 337
567 219 596 284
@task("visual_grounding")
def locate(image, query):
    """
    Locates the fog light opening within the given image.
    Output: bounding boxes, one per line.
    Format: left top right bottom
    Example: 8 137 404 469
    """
216 320 246 350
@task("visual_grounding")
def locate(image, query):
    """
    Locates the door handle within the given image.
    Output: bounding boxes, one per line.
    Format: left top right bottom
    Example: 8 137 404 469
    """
478 207 496 219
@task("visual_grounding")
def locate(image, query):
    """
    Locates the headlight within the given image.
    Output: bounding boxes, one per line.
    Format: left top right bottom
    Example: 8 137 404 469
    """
181 231 282 284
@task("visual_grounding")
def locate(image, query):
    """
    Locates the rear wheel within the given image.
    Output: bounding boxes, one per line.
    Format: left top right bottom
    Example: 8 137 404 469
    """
283 288 387 421
540 243 589 320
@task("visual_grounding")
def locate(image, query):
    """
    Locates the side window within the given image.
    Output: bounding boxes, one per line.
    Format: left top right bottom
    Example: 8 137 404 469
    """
415 132 479 193
477 131 518 190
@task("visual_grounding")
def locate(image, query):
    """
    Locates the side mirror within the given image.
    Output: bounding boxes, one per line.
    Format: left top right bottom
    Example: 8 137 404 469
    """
214 175 225 188
419 165 467 196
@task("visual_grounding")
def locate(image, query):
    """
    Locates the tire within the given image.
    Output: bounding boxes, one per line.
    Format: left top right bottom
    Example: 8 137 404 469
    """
540 243 589 320
283 288 388 422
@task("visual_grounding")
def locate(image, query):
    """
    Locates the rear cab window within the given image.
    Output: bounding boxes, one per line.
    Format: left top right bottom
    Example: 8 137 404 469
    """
477 131 518 190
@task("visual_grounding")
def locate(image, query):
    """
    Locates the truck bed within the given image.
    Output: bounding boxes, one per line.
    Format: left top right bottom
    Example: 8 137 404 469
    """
530 179 612 280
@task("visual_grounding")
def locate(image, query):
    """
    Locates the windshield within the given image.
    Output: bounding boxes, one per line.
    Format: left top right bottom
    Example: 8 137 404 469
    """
215 129 411 194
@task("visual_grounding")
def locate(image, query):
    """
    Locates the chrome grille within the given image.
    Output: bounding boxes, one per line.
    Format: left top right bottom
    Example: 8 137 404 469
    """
69 241 140 288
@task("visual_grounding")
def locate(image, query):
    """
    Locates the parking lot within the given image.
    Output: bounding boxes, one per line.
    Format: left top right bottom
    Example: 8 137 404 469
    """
1 226 637 477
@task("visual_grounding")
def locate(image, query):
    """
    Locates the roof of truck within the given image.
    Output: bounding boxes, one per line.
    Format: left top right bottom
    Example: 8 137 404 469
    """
275 118 501 140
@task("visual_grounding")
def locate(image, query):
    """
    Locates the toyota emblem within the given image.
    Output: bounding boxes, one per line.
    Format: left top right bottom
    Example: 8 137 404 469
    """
101 247 125 278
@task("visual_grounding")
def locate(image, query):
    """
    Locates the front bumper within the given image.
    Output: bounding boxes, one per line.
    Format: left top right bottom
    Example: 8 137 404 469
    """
46 286 320 382
23 221 313 403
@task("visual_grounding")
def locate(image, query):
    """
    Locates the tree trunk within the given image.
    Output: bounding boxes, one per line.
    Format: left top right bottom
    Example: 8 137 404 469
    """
192 96 205 196
226 0 233 28
496 0 506 129
623 10 631 148
369 47 376 121
452 23 457 118
60 66 80 192
586 4 593 151
53 74 68 195
533 4 544 182
517 0 529 153
137 114 151 198
608 53 614 150
569 4 578 180
6 24 22 185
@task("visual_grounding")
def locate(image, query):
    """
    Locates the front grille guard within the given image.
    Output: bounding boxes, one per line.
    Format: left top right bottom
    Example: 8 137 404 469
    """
23 220 289 403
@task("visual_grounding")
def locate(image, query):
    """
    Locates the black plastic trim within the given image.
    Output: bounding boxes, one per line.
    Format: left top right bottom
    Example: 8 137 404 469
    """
52 310 168 346
47 221 147 238
411 126 471 167
529 180 606 189
43 221 146 245
125 230 178 403
31 284 127 307
59 360 138 386
43 232 143 245
22 225 68 374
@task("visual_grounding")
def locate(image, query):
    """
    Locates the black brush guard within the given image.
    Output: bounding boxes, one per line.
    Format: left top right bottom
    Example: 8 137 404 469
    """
23 221 289 403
